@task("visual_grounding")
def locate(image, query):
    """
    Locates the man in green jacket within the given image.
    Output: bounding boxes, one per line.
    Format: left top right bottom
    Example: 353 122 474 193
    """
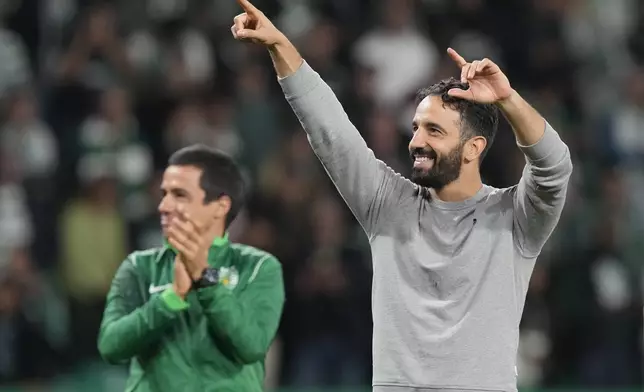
98 144 285 392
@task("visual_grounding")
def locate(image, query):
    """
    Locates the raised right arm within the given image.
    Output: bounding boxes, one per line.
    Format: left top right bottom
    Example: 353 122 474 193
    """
270 40 411 236
231 0 413 236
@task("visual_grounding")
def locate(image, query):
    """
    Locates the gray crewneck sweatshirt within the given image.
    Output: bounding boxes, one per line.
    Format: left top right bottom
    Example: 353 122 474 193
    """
278 62 573 392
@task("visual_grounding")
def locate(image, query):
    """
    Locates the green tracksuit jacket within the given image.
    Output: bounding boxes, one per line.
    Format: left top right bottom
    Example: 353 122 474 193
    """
97 235 285 392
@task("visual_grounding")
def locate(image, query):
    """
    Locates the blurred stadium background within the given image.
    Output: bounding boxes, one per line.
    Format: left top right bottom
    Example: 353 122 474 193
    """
0 0 642 391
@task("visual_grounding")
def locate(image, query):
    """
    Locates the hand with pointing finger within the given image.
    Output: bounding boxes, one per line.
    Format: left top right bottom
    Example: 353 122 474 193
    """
231 0 285 46
446 48 514 104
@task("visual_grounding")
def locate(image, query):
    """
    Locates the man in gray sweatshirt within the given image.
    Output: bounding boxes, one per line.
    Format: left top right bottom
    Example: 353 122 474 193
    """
231 1 573 391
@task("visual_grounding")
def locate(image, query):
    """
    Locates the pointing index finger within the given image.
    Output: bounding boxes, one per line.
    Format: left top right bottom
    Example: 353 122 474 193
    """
236 0 260 15
447 47 467 68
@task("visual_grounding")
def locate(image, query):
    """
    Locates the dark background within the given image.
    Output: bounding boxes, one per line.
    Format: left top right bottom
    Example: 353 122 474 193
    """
0 0 642 390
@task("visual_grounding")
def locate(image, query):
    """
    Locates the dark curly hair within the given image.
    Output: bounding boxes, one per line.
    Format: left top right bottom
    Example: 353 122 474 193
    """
416 77 499 161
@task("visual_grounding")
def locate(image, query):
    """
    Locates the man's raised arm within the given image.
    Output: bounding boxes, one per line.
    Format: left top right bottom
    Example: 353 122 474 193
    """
231 0 411 236
499 92 573 257
445 48 573 257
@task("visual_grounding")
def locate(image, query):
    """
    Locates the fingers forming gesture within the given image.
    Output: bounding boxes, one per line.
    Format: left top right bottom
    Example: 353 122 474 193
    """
445 48 513 104
231 0 284 45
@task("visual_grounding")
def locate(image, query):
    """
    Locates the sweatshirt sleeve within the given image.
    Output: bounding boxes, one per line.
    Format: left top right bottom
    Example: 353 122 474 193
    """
195 256 285 364
278 61 412 238
513 122 574 258
97 257 188 364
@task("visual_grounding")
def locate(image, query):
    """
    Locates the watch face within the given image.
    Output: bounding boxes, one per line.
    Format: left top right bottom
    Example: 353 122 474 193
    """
204 268 219 283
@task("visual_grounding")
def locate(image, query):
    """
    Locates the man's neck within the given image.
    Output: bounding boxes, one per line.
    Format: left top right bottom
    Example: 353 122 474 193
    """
205 225 226 246
433 172 483 202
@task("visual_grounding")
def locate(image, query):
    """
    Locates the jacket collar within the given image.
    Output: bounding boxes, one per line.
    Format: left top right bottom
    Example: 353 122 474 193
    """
156 232 230 263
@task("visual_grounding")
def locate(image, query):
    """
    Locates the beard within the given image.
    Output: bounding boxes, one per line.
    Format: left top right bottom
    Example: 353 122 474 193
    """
410 143 463 189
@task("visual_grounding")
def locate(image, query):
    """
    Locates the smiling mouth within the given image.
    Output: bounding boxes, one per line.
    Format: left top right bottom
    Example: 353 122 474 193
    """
413 156 435 170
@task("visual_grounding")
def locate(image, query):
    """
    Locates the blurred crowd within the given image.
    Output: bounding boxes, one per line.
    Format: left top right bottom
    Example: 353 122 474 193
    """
0 0 642 390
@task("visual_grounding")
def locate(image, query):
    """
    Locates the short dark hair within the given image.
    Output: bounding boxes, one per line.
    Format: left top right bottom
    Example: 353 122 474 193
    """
416 78 499 161
168 144 245 227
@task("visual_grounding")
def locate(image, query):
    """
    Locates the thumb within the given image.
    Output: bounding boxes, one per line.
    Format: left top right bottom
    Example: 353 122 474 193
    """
447 88 472 100
237 29 262 40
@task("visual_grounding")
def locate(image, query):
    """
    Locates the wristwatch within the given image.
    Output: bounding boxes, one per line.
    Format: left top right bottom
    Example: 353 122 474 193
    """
193 267 219 290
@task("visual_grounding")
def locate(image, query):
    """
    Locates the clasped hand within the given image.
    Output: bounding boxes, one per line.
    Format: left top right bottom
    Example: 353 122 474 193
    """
167 207 211 297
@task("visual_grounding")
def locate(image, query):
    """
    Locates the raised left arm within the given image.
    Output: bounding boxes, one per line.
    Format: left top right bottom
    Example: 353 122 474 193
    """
500 92 573 257
445 49 573 258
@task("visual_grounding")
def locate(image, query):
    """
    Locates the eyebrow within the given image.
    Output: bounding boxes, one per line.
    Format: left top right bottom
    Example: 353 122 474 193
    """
161 187 190 197
412 120 446 132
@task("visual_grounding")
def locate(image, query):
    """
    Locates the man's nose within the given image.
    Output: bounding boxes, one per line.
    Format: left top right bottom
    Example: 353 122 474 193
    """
409 131 426 150
158 196 173 213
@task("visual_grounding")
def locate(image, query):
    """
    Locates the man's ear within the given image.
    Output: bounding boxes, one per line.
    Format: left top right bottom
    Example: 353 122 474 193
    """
215 195 232 219
464 136 487 162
